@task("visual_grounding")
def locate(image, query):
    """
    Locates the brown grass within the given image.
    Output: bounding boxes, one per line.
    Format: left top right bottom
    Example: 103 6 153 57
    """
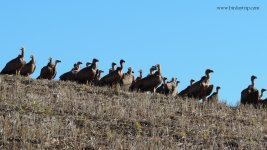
0 75 267 149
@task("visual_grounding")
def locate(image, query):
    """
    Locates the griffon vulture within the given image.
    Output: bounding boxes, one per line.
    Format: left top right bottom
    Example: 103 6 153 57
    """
76 58 99 84
1 47 26 75
20 55 36 77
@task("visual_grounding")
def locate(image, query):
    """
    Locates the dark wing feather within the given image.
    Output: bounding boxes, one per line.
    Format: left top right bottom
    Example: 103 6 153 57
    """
1 57 22 74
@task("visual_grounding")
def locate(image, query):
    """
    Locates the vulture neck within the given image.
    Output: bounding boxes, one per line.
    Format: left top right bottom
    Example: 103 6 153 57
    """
31 56 35 64
54 61 59 68
205 72 211 79
76 64 81 70
21 49 24 59
112 65 116 71
190 81 194 86
149 69 154 75
216 88 220 94
260 91 265 98
120 62 124 70
92 62 97 69
163 79 167 84
157 65 161 76
205 72 211 84
139 72 142 79
251 79 255 89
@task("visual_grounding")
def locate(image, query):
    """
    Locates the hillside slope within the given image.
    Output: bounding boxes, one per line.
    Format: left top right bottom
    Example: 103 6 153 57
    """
0 75 267 149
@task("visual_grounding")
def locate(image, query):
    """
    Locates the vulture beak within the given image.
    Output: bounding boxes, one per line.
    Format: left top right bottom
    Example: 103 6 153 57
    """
57 60 61 63
120 59 125 63
251 75 257 80
209 69 214 73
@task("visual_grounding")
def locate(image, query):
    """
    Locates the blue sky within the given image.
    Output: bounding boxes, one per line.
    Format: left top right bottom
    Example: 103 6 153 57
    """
0 0 266 105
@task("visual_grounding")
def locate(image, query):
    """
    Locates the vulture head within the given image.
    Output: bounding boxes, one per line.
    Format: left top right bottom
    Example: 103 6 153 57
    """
176 80 180 86
48 57 52 63
251 75 257 81
127 67 133 74
20 47 25 53
120 59 125 65
205 69 214 76
55 60 61 64
77 61 83 65
216 86 221 91
86 62 92 67
18 47 25 59
163 77 167 81
92 58 99 63
112 62 117 67
98 70 104 74
92 58 99 68
139 69 143 73
262 88 267 93
150 66 157 71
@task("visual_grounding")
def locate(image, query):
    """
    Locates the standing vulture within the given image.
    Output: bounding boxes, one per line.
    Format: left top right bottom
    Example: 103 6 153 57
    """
240 75 259 105
164 77 180 96
37 59 61 80
99 59 125 86
207 86 221 103
20 55 36 77
121 67 135 89
1 47 26 75
179 79 195 97
59 61 82 81
130 65 157 91
130 64 163 93
185 69 214 100
76 58 99 84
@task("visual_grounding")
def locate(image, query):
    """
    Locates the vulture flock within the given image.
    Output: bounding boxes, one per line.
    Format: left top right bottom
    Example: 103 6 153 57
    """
1 47 266 106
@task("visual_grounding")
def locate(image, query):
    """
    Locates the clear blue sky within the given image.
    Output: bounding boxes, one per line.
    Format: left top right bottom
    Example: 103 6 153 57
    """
0 0 266 105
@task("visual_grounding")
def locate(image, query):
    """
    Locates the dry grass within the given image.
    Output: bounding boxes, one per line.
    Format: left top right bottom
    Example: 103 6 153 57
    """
0 75 267 149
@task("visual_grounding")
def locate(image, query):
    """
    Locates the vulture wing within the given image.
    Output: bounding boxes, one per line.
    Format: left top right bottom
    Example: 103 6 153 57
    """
1 57 22 74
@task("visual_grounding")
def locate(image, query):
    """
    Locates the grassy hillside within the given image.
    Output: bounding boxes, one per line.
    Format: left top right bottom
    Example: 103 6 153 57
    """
0 75 267 149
